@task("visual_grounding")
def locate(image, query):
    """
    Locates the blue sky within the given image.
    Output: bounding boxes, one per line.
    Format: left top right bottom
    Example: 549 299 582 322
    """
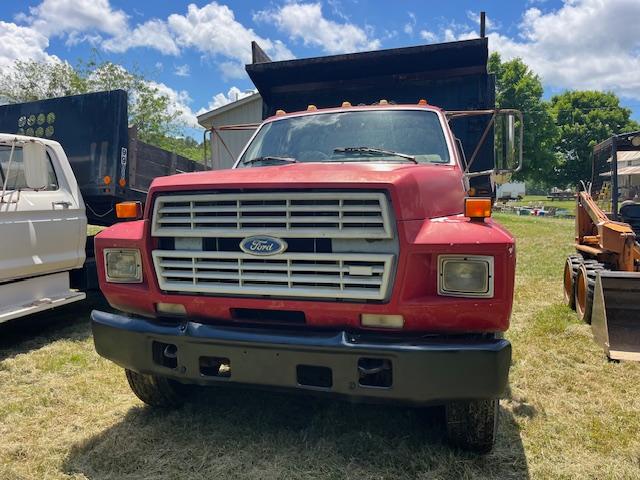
2 0 639 135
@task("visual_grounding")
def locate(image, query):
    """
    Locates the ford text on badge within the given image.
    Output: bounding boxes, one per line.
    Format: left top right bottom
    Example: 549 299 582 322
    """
240 236 288 256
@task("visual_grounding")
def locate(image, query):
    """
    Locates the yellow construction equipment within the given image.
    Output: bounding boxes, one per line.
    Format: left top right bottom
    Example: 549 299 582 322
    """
563 131 640 361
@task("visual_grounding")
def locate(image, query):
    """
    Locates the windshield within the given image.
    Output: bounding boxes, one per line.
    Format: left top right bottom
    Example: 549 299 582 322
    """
238 110 450 166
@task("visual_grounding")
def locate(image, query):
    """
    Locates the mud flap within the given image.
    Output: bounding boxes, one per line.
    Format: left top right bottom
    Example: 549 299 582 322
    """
591 271 640 361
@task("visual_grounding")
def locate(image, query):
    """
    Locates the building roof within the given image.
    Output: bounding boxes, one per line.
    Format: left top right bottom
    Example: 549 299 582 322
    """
197 92 262 129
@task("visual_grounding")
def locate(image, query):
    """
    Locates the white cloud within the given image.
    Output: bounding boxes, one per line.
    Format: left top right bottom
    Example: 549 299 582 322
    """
419 30 437 42
103 19 179 55
168 2 294 79
434 0 640 101
404 12 416 35
197 86 257 115
465 10 498 30
148 80 201 129
174 64 190 77
489 0 640 100
16 1 292 74
18 0 128 37
0 21 56 68
254 2 380 54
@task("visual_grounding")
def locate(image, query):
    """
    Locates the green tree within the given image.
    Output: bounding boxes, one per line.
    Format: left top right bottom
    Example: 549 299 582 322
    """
488 53 559 186
550 90 639 186
0 60 86 102
0 58 205 161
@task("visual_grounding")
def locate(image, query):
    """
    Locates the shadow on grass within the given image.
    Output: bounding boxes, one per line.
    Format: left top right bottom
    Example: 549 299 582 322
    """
64 385 529 479
0 292 108 362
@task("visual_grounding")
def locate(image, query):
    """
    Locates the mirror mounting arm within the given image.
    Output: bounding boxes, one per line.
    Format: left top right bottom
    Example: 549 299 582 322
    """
465 113 496 174
0 141 16 201
446 109 524 176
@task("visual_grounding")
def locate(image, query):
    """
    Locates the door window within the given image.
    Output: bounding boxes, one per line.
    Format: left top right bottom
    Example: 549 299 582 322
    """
0 145 59 191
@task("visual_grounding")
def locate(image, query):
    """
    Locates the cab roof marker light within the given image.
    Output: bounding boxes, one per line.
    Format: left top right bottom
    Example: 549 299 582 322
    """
307 105 317 111
341 101 352 107
418 99 428 105
275 109 286 116
379 99 389 105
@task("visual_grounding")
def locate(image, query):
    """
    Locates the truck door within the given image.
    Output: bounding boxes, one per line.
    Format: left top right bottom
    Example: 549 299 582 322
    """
0 142 86 283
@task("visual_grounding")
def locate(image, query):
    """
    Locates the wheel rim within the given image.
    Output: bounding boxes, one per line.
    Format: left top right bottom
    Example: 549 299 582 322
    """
563 260 573 303
576 269 587 318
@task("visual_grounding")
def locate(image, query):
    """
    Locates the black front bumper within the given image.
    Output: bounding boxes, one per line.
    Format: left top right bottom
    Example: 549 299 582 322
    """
91 310 511 405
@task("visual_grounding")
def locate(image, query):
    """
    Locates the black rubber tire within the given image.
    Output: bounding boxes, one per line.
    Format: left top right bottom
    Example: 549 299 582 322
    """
445 398 498 453
563 254 583 310
125 369 186 408
574 261 606 324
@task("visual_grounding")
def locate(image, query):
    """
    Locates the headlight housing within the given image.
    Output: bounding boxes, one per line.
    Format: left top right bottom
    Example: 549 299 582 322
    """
438 255 493 297
104 249 143 283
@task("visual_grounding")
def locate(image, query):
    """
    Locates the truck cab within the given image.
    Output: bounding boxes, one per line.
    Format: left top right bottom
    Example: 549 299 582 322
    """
0 134 87 323
91 95 518 452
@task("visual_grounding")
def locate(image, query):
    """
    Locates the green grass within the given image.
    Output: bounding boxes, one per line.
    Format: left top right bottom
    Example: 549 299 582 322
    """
1 215 639 479
87 225 105 236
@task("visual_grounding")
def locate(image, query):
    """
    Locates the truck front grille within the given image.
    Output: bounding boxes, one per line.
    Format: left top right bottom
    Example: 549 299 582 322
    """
151 190 396 302
151 192 393 239
152 251 394 300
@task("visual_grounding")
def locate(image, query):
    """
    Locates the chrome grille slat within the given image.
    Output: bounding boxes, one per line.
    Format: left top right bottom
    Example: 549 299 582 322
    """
152 192 392 238
153 250 394 300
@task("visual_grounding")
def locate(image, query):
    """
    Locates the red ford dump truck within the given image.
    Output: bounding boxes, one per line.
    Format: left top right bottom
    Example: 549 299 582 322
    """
91 38 521 452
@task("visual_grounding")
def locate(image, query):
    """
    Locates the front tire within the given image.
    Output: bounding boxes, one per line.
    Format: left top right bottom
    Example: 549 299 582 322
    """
574 261 605 324
445 398 498 453
125 369 186 408
563 254 582 309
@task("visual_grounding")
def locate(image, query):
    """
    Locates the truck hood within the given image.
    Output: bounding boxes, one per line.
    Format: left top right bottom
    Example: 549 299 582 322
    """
148 162 466 220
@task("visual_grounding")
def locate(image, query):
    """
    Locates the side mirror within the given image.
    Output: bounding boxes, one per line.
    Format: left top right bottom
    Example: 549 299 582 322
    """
494 110 522 174
23 141 49 190
446 109 523 180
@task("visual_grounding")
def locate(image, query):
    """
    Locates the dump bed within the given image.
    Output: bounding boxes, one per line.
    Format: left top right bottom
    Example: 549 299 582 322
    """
246 38 495 187
0 90 206 225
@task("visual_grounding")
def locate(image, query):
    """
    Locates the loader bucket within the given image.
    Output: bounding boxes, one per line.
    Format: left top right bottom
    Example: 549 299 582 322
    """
591 271 640 361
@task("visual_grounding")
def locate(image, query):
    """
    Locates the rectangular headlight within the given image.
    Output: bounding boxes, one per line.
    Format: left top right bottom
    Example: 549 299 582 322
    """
438 255 493 298
104 249 142 283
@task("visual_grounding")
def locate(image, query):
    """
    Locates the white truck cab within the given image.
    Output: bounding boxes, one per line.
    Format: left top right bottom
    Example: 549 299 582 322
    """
0 134 87 323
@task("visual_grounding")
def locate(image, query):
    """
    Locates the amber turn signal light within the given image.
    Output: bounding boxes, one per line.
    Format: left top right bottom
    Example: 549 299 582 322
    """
464 197 492 220
116 201 143 220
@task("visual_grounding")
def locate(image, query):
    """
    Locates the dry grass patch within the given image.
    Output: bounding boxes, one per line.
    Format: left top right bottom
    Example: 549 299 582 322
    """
0 214 639 479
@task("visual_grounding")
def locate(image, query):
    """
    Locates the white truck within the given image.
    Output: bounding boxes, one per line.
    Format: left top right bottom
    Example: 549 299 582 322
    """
0 134 87 323
496 181 525 200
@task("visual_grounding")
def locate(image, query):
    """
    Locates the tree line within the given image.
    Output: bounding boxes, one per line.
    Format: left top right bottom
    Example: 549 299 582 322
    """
490 53 639 189
0 58 206 162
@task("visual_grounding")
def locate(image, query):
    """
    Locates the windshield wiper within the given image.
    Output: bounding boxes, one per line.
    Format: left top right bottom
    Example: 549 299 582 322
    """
332 147 417 163
242 156 297 166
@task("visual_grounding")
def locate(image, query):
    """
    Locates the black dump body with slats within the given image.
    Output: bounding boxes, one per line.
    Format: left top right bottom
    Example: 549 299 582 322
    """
0 90 206 226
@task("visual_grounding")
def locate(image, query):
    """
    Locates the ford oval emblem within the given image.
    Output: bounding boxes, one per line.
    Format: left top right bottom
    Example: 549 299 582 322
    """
240 236 288 256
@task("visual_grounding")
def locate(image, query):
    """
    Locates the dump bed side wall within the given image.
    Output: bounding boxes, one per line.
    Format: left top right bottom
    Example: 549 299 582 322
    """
128 129 207 193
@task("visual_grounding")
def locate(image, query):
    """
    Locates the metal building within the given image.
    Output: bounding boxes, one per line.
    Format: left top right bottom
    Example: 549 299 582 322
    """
197 93 262 170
